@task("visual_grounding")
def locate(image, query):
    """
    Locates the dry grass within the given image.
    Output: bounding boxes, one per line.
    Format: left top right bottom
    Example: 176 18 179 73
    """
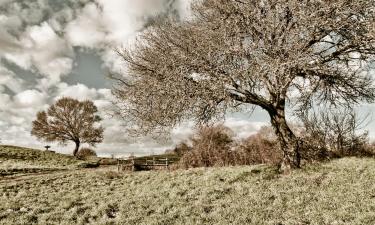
0 145 86 176
0 157 374 225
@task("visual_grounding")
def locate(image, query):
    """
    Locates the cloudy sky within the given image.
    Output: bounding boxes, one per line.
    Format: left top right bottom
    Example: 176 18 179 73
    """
0 0 374 157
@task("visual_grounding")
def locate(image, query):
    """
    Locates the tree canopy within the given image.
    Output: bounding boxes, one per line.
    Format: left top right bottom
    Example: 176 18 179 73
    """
112 0 375 171
31 97 104 156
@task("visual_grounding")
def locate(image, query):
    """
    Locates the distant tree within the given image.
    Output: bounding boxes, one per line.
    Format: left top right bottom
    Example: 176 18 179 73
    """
112 0 375 171
31 97 104 156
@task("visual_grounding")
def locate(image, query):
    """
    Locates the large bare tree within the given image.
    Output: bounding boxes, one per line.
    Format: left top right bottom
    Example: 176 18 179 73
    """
31 97 104 156
112 0 375 170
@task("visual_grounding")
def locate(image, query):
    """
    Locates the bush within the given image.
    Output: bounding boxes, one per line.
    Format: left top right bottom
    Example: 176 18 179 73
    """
176 115 375 169
77 161 100 168
171 142 192 156
76 148 97 160
179 125 235 168
234 126 282 165
299 108 374 160
98 158 118 165
178 125 283 168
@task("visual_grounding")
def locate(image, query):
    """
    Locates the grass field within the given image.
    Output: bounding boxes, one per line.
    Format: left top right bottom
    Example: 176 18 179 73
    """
0 146 374 225
0 145 84 176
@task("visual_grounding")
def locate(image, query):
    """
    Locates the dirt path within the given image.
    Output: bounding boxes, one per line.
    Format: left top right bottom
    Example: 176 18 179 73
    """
0 166 117 185
0 170 71 185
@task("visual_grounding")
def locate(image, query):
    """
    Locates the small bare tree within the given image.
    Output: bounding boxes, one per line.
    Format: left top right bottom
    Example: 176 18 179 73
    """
31 97 104 156
112 0 375 171
301 108 370 157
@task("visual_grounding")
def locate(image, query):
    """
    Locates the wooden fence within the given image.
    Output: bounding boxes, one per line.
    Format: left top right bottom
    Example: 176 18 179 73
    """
117 157 175 172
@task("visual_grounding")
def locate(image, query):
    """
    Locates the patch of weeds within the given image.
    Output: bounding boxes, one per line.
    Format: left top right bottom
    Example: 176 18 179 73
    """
203 205 213 214
228 171 252 184
102 171 121 180
261 167 280 180
105 204 119 219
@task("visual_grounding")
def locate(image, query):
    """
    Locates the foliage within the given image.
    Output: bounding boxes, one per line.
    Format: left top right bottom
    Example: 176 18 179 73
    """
170 142 192 157
299 108 374 160
113 0 375 170
179 125 235 168
76 148 97 160
234 126 282 165
31 97 104 156
179 125 284 168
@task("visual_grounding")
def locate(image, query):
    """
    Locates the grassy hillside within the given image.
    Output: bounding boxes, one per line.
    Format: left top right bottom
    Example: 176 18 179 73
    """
0 145 82 175
0 157 374 224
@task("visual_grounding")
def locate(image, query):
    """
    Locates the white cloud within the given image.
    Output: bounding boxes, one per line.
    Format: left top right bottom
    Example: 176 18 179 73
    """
0 65 24 92
0 93 11 110
2 22 74 89
224 118 267 140
13 89 46 108
0 15 22 54
56 83 98 100
65 3 107 48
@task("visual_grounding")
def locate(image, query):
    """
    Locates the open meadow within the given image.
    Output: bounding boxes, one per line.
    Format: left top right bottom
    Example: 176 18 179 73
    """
1 145 375 225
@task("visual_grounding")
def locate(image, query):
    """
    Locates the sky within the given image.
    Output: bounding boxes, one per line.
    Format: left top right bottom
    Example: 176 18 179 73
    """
0 0 374 157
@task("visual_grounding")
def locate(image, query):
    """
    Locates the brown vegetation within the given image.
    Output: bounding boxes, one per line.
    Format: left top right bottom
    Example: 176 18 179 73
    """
299 108 374 160
31 97 104 156
178 125 282 168
177 121 375 169
234 126 282 166
112 0 375 172
179 125 235 168
76 148 97 160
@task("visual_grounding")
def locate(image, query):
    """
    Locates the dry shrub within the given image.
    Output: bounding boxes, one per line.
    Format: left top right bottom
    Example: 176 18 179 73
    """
299 108 374 160
176 112 374 169
179 125 282 168
235 126 282 165
98 158 118 165
179 125 235 168
171 142 192 157
368 142 375 156
76 148 97 160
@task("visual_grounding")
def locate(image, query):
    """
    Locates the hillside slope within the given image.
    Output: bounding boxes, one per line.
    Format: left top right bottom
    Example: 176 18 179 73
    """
1 157 374 225
0 145 82 175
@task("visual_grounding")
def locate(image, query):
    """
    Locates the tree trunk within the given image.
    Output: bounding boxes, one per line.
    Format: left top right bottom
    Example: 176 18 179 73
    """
268 107 301 173
73 141 80 156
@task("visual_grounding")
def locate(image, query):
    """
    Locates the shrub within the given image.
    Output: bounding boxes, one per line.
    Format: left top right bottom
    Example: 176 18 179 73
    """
178 125 283 168
179 125 234 168
299 108 373 160
98 158 118 166
171 142 192 157
234 126 282 165
76 148 97 160
77 161 100 168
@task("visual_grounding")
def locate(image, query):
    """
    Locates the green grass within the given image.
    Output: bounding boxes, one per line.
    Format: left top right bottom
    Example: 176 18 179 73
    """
1 157 374 224
0 145 83 175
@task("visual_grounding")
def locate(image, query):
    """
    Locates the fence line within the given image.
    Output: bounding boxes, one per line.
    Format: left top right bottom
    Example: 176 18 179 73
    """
117 157 173 172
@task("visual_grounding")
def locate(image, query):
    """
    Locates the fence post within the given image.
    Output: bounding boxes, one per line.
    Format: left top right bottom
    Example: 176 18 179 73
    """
132 158 135 172
117 159 120 172
166 158 169 170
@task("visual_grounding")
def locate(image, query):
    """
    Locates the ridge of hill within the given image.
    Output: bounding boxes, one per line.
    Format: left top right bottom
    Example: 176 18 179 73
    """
0 145 82 175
